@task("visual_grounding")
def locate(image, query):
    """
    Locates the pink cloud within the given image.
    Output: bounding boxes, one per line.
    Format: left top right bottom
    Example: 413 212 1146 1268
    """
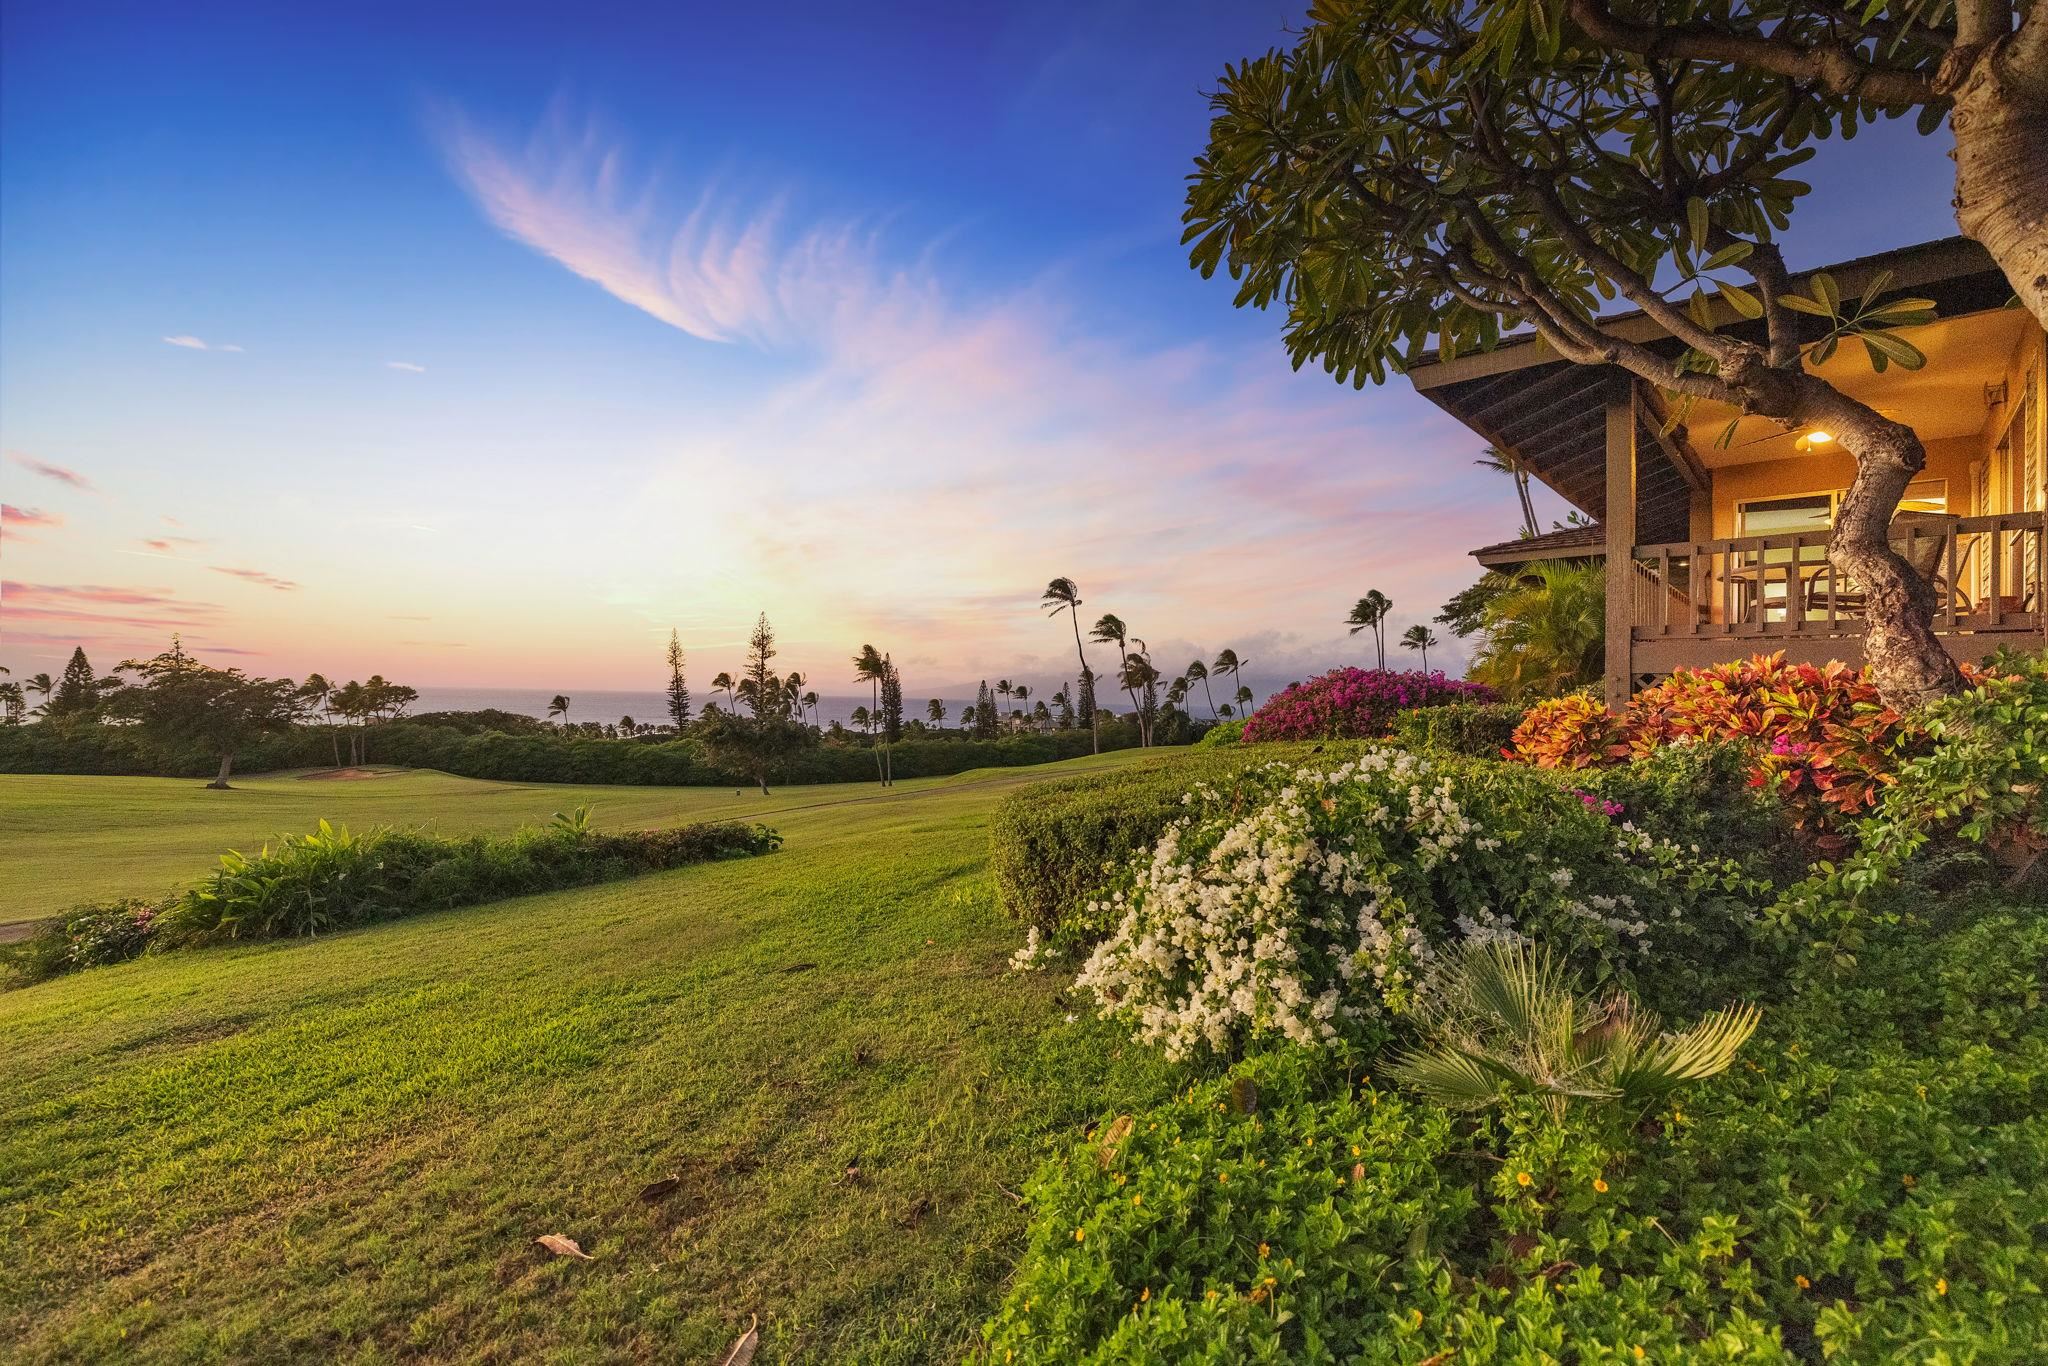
7 453 94 491
2 505 63 532
140 535 207 554
210 566 300 592
4 581 211 610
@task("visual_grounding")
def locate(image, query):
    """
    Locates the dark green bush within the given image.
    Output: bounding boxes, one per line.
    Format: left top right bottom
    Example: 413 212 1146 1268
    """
991 747 1342 937
0 714 1146 785
1388 699 1524 758
1569 738 1804 875
984 890 2048 1362
4 819 781 985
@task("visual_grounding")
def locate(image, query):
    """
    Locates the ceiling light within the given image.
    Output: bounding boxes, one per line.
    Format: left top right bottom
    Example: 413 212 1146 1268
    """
1796 429 1835 452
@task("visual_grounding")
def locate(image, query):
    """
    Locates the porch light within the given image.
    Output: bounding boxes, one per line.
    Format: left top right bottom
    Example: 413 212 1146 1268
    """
1795 429 1835 452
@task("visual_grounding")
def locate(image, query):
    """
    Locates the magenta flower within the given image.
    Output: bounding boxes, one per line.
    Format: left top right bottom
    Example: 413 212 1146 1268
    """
1240 668 1496 743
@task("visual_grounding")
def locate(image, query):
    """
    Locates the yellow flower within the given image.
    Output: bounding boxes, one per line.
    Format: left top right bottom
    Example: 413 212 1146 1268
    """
1218 1172 1228 1184
1131 1193 1142 1207
1516 1171 1533 1187
1936 1278 1948 1296
1795 1275 1810 1290
1258 1242 1270 1257
1264 1275 1277 1287
1140 1286 1151 1302
1632 1348 1645 1361
1352 1145 1362 1157
1113 1172 1126 1186
1409 1308 1424 1329
1593 1178 1609 1194
1074 1227 1086 1242
1205 1288 1219 1301
1901 1174 1918 1188
1915 1085 1927 1100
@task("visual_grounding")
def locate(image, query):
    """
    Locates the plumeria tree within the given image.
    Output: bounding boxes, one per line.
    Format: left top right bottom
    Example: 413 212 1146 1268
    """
1187 0 1967 705
1556 0 2048 330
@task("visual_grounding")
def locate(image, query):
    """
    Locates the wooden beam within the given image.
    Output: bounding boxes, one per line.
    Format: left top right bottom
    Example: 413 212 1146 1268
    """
1604 400 1637 712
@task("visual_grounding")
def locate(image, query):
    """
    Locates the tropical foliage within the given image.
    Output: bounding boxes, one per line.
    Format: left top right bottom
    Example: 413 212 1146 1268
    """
1464 561 1605 702
1240 667 1493 743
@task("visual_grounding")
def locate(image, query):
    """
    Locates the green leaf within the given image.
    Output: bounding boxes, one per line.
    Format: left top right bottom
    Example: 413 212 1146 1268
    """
1686 196 1709 250
1717 418 1741 449
1778 293 1833 317
1701 241 1753 271
1811 272 1840 314
1719 281 1764 320
1862 331 1926 370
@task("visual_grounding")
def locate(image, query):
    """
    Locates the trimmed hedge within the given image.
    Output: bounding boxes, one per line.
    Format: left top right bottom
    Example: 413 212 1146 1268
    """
0 715 1145 786
3 818 781 985
1388 700 1524 757
991 745 1363 937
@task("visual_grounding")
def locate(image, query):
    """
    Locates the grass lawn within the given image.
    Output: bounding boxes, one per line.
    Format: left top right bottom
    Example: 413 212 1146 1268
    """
0 753 1186 1362
0 765 1107 929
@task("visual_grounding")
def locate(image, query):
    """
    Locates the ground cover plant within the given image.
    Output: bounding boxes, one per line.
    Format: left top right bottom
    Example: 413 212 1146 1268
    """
0 750 1185 1363
1239 668 1494 744
982 725 2048 1361
4 812 781 984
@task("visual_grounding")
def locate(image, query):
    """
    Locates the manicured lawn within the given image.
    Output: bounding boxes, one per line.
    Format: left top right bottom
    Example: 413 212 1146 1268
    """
0 765 1107 927
0 753 1183 1362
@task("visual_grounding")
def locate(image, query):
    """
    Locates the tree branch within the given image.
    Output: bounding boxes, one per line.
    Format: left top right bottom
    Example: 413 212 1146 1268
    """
1567 0 1938 106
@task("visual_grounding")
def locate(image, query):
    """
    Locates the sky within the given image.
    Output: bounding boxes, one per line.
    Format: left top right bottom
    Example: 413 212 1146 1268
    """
0 1 1964 698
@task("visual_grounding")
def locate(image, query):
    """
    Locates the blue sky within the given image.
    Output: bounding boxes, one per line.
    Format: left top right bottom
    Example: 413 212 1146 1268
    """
0 1 1962 695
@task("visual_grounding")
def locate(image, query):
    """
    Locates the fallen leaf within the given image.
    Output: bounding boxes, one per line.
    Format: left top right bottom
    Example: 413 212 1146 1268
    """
1506 1233 1540 1260
1351 1162 1365 1183
638 1176 681 1202
534 1234 593 1261
1229 1077 1259 1115
1096 1114 1135 1168
719 1313 759 1366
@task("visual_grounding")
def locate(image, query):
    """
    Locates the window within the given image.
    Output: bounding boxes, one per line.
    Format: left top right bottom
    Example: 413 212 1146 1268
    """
1737 480 1948 536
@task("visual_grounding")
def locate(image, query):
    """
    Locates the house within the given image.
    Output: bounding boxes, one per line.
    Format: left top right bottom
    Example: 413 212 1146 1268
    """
1407 237 2046 708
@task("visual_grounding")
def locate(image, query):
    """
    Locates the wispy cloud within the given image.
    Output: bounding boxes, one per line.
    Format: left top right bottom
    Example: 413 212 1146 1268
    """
2 504 62 531
8 452 94 491
139 535 207 554
386 360 427 372
210 565 300 591
163 335 244 352
2 581 222 631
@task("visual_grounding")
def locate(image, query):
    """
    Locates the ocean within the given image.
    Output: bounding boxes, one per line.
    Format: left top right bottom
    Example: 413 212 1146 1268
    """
407 687 989 731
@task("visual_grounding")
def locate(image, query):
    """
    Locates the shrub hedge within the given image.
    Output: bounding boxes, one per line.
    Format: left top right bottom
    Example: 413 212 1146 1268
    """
1240 668 1495 743
2 817 780 985
0 715 1143 786
1387 699 1525 757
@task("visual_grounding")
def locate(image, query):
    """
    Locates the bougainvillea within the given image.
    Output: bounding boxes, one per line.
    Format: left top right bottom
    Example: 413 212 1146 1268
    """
1509 654 1990 853
1241 669 1495 744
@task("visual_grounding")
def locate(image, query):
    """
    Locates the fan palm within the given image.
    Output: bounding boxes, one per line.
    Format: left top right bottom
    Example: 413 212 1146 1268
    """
1344 592 1393 669
1476 446 1540 541
1041 577 1100 754
1184 658 1220 719
1467 560 1605 703
1211 649 1249 719
1399 624 1439 672
1093 614 1148 744
1388 940 1760 1121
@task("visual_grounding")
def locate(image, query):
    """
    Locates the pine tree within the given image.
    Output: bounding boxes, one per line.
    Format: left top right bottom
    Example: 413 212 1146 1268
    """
665 629 691 728
742 613 780 719
974 680 997 740
1076 669 1097 732
880 656 904 745
45 647 102 719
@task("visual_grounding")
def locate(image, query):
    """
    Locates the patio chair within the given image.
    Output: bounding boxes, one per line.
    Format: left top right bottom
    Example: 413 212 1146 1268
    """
1801 512 1964 619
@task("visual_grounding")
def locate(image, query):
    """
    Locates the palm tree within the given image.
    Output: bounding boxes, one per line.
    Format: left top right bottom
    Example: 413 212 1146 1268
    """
1092 614 1147 745
0 680 24 725
802 690 819 726
1119 651 1162 747
927 698 946 725
1011 683 1030 725
854 645 887 783
1235 684 1254 714
1345 592 1393 669
547 694 571 727
1184 658 1220 719
1400 624 1440 673
1389 940 1759 1121
711 671 736 712
1211 649 1250 719
1476 446 1541 541
996 678 1014 719
296 672 341 766
26 671 53 710
1467 561 1606 703
1041 577 1099 754
851 704 871 733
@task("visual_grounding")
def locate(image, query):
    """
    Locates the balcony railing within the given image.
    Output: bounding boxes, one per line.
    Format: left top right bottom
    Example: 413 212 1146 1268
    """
1631 513 2045 640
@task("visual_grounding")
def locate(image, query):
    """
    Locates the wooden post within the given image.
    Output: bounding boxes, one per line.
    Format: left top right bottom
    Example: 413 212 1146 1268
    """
1604 395 1637 711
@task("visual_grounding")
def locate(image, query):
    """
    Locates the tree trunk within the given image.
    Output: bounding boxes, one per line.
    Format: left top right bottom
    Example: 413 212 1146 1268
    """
1069 616 1099 754
208 751 234 789
1948 37 2048 330
1828 415 1968 707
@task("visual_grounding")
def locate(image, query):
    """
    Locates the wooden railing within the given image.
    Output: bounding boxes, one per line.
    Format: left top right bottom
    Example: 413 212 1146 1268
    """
1631 513 2046 639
